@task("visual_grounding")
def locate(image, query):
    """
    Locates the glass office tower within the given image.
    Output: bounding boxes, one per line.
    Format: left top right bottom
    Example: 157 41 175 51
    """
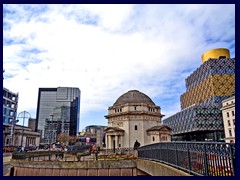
36 87 80 144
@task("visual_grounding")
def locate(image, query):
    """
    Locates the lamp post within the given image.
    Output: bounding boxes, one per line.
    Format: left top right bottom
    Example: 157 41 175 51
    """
49 114 54 148
17 111 31 148
9 119 19 146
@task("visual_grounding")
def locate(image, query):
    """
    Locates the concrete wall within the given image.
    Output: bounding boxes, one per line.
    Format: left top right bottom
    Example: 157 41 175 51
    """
136 159 192 176
10 159 144 176
9 159 191 176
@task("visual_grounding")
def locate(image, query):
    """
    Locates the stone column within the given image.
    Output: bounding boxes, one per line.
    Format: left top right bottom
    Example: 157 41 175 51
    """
121 135 123 148
106 134 109 149
108 135 111 149
116 135 119 148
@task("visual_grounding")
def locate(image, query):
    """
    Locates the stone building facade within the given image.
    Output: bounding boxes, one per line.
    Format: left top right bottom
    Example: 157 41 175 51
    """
104 90 172 149
221 95 235 143
3 123 40 147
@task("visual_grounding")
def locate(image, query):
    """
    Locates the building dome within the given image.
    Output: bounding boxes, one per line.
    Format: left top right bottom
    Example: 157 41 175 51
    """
113 90 155 106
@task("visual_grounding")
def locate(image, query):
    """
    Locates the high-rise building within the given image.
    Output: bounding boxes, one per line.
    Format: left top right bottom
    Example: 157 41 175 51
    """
163 48 235 141
3 87 19 146
36 87 80 144
3 87 18 124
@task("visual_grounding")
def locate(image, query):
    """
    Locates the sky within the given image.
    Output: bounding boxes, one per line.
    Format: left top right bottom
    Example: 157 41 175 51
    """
3 4 235 132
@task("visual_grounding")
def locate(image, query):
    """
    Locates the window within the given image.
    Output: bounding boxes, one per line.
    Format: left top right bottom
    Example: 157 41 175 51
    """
233 119 235 126
232 111 235 116
228 120 231 126
229 129 232 137
227 112 229 118
153 136 155 141
135 125 137 130
161 136 166 141
134 106 137 110
219 56 226 59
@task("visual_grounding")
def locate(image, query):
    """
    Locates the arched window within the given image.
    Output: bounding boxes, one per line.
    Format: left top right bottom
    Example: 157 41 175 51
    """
153 136 155 141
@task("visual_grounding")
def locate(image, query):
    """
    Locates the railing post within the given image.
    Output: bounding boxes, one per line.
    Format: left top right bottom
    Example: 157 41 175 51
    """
175 142 178 166
167 143 169 163
229 143 235 176
203 143 209 176
187 143 191 174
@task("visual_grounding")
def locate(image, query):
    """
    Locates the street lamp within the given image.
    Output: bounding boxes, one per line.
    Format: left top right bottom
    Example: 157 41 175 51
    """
17 111 31 148
49 114 54 148
9 119 19 146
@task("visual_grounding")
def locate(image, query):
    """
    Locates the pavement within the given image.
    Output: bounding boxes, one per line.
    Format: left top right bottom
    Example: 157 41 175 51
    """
3 153 12 176
3 156 12 164
3 153 12 162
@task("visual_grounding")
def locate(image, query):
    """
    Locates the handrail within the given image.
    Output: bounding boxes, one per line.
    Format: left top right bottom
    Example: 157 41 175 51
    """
137 142 235 176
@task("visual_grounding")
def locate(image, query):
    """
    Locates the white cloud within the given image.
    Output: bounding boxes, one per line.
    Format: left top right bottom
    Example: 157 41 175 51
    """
3 4 235 130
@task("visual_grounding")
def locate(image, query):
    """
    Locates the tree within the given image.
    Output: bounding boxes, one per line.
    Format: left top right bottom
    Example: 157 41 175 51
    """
56 133 76 145
69 136 76 145
56 133 69 143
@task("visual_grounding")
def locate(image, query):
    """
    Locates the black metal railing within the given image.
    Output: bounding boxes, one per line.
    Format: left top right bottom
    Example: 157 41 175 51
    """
12 151 65 161
11 147 136 162
138 142 235 176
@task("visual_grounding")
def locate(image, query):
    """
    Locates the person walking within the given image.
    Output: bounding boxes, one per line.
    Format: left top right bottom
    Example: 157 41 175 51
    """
133 140 141 157
134 140 140 150
91 143 99 160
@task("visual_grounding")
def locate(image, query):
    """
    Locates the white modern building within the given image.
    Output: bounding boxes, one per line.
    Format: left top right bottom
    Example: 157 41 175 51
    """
221 95 235 143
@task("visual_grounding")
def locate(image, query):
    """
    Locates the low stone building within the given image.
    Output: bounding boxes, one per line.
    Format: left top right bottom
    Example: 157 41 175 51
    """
3 123 40 147
104 90 172 149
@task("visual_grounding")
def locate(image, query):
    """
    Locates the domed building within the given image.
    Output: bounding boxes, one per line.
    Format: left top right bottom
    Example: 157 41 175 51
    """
104 90 172 149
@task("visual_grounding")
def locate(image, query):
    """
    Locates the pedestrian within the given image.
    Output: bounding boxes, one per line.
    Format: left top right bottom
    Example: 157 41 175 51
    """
91 143 99 160
133 140 140 157
134 140 140 150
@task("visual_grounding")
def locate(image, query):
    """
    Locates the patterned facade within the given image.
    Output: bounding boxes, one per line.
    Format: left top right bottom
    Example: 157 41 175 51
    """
181 58 235 109
163 48 235 141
